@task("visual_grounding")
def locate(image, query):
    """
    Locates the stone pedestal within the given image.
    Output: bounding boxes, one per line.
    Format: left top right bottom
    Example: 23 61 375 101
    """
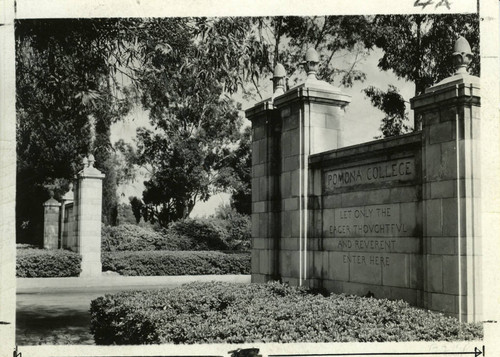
76 159 105 277
411 73 481 322
43 197 61 249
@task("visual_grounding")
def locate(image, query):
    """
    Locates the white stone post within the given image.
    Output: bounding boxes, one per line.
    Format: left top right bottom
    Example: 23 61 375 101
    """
43 193 61 250
60 183 74 250
76 154 105 277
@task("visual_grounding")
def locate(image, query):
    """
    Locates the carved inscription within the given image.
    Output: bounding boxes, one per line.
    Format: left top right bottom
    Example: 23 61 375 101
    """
327 204 408 238
326 204 411 266
324 158 415 191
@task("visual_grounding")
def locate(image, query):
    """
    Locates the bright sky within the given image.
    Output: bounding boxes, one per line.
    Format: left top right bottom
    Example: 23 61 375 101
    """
111 47 415 217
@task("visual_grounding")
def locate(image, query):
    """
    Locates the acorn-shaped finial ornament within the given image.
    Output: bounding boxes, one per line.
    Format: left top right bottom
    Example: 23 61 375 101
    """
272 63 287 97
303 48 320 80
87 154 95 168
453 36 473 75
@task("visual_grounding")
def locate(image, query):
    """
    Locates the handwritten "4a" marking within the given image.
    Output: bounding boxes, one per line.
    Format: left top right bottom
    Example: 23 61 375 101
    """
414 0 451 10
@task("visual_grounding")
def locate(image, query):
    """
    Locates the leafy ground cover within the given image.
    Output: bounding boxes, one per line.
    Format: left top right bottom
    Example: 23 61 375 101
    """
16 248 81 277
90 281 483 344
102 251 250 276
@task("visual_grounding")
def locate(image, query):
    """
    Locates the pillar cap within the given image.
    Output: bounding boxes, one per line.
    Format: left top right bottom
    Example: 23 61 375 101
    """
44 197 61 207
62 183 74 201
424 36 477 93
79 154 105 178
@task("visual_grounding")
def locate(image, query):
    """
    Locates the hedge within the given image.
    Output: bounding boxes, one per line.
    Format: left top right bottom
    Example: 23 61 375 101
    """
90 282 483 345
16 249 81 277
168 218 230 250
101 217 251 252
101 251 250 276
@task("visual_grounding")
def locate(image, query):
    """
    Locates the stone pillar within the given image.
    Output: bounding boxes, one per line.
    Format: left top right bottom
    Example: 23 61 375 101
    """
410 37 481 322
246 49 351 287
43 193 61 249
60 183 75 250
76 154 105 277
246 97 281 283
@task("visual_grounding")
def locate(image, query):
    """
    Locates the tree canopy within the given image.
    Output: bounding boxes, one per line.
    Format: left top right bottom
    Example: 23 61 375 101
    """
15 15 480 240
363 14 479 137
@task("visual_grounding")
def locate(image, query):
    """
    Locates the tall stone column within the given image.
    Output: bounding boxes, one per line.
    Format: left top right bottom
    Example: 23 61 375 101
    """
76 154 105 277
246 54 352 285
411 37 481 322
246 66 282 283
43 193 61 249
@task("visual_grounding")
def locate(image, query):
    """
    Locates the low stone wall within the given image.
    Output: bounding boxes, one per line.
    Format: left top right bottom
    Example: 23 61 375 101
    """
308 133 423 305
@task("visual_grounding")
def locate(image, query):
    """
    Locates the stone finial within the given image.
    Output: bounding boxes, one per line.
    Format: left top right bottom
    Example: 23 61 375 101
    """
62 182 74 201
87 154 95 168
453 36 473 74
272 63 287 98
303 48 320 81
82 156 88 168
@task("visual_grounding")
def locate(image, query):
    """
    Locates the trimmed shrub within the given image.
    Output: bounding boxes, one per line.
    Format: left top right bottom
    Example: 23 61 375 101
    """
90 282 483 345
102 251 250 276
102 218 239 252
213 206 251 251
168 218 229 250
16 249 81 277
101 224 164 252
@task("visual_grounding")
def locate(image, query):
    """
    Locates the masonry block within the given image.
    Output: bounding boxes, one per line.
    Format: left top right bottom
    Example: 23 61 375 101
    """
425 199 442 236
429 121 453 144
430 292 456 314
427 255 443 293
431 180 455 199
442 197 463 237
382 254 409 288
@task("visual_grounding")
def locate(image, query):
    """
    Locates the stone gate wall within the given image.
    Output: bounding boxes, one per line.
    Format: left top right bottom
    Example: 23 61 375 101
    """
247 42 482 322
308 133 423 305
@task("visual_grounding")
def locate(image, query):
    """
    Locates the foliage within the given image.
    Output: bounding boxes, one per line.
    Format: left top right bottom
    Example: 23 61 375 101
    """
213 204 251 251
363 14 479 137
215 127 252 215
168 218 230 251
15 18 143 243
128 196 144 224
127 16 375 226
101 217 247 252
101 224 163 252
16 248 81 277
116 203 139 225
370 14 479 96
90 281 483 345
101 251 250 276
363 85 410 138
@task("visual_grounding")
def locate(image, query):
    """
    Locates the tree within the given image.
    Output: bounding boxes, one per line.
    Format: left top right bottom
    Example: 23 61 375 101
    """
215 126 252 215
129 16 375 226
128 197 144 224
362 14 479 137
15 18 142 243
